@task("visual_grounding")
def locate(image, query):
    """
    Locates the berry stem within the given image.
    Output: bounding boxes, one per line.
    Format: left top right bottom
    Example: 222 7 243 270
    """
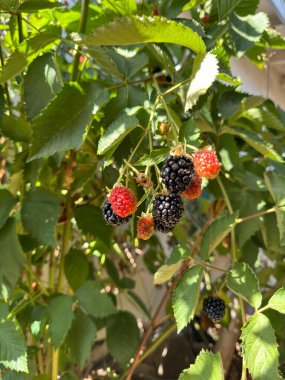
71 0 90 81
192 258 228 273
153 80 179 145
117 130 147 184
160 77 191 97
236 206 278 223
216 175 247 377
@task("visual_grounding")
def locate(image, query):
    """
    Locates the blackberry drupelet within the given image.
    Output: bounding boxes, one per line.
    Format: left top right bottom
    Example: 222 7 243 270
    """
102 201 131 226
152 193 184 226
203 296 225 322
160 155 195 193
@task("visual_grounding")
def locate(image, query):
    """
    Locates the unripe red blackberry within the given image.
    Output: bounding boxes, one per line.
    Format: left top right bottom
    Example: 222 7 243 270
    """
182 173 202 200
160 155 195 193
102 201 131 226
152 193 184 227
203 296 225 322
108 186 137 217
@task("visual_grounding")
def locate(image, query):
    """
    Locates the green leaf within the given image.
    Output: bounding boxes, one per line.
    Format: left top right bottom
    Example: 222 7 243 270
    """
0 115 32 142
185 53 219 111
154 262 181 285
74 205 112 247
0 86 4 117
24 53 63 119
172 265 203 333
216 73 242 87
263 173 285 245
0 30 60 84
268 286 285 314
276 209 285 246
0 319 28 372
258 28 285 49
227 262 262 309
241 313 280 380
30 82 109 160
65 309 97 367
221 126 283 162
179 349 224 380
0 189 17 229
21 187 61 247
0 218 26 291
18 0 62 12
0 0 19 11
64 249 90 291
76 281 116 318
47 295 74 348
106 311 140 366
81 16 206 54
264 172 285 206
229 12 269 57
102 0 137 15
134 148 169 167
97 113 139 155
200 212 237 260
88 47 124 80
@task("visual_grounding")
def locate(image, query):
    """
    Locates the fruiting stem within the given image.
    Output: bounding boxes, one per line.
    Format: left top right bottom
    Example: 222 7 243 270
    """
192 258 228 273
138 323 176 364
216 176 236 260
153 80 179 144
56 196 72 292
160 77 191 97
51 348 59 380
0 46 12 110
216 175 248 377
117 130 147 184
71 0 89 81
17 13 24 43
236 207 276 223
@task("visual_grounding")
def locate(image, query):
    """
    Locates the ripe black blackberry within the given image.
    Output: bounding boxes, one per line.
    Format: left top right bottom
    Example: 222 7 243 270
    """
154 219 176 233
102 201 131 226
203 296 225 322
152 193 184 227
160 155 195 193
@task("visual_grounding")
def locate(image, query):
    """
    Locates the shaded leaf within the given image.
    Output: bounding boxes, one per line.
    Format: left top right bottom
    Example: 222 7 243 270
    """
24 53 63 119
0 218 26 291
65 309 97 366
76 281 116 318
200 212 237 260
18 0 62 12
172 265 203 333
106 311 140 366
64 249 90 291
0 189 17 229
0 115 32 142
0 319 28 372
221 126 283 162
98 114 139 155
154 262 181 285
74 205 112 246
21 187 61 247
29 82 109 160
47 295 74 348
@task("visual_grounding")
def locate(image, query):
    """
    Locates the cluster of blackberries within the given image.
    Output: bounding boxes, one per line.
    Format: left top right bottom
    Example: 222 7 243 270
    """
102 149 220 239
152 154 195 233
